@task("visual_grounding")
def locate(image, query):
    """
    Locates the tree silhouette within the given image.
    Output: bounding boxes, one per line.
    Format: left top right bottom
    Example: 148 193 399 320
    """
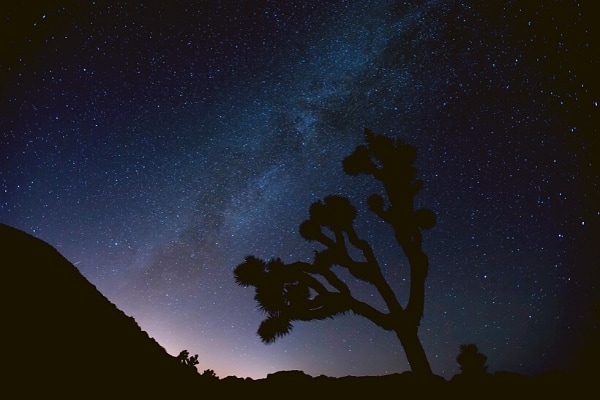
234 129 436 375
456 344 488 375
177 349 199 371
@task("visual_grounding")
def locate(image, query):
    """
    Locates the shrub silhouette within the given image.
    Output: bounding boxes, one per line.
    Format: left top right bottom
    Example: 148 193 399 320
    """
234 129 436 375
456 344 488 375
201 369 219 380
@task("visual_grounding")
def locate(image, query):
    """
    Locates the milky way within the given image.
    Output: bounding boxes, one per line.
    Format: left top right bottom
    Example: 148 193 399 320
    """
1 1 597 379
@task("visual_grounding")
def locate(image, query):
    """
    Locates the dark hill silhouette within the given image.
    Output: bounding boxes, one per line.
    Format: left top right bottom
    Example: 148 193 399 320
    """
1 223 199 396
1 223 589 398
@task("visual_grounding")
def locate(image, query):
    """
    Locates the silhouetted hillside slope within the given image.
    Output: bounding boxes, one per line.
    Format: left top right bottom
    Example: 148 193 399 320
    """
1 223 590 398
1 223 199 396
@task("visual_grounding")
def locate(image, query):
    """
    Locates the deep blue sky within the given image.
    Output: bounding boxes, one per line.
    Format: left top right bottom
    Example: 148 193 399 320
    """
1 1 597 379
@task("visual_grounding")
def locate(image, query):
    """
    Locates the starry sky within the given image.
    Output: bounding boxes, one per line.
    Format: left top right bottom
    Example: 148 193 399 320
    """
1 0 598 380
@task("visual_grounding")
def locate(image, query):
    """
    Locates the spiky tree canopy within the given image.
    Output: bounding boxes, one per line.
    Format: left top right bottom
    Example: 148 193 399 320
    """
233 129 436 374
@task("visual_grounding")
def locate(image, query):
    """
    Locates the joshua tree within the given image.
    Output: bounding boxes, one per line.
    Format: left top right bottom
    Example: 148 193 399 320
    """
456 344 488 375
234 129 436 375
177 349 199 370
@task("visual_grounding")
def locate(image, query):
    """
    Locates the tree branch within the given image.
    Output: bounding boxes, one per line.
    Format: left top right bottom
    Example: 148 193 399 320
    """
346 225 404 315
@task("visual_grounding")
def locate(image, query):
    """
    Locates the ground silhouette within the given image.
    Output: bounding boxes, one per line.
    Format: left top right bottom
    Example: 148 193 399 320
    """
1 223 200 396
234 129 436 374
0 223 590 397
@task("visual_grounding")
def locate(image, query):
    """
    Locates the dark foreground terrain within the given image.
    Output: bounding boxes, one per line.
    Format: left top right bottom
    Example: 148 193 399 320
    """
208 369 591 398
1 223 198 396
1 223 592 398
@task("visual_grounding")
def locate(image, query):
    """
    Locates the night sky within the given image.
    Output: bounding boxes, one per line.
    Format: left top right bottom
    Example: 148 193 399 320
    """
1 1 598 380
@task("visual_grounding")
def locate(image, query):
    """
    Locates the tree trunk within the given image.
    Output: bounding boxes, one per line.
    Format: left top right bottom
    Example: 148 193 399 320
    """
395 324 432 375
